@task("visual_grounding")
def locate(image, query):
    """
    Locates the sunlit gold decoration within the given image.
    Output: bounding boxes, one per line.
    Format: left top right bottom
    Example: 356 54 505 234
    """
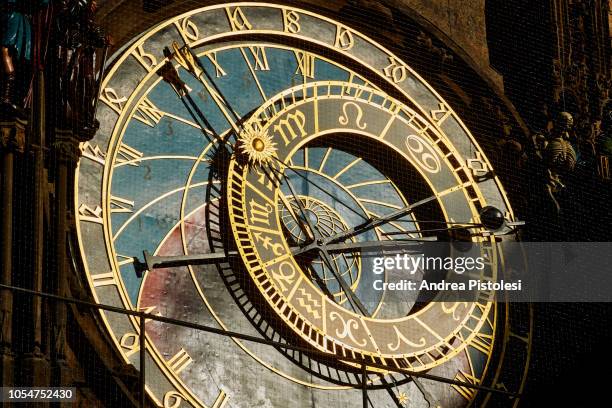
398 392 409 405
238 124 277 165
75 3 532 405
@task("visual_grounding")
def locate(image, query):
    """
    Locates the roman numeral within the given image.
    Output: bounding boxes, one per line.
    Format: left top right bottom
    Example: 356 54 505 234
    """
110 195 134 214
212 391 230 408
167 348 193 374
91 271 116 287
115 143 143 167
80 142 106 165
78 204 103 224
470 331 494 355
247 46 269 71
207 52 227 77
294 51 315 78
452 370 478 401
131 44 158 72
133 97 165 127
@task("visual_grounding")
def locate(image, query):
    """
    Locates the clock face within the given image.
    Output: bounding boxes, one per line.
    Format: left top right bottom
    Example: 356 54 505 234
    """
75 3 532 407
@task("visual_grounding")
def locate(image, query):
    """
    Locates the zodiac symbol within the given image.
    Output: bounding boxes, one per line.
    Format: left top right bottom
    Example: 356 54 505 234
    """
329 311 368 347
271 261 297 292
404 134 441 174
297 288 321 319
249 199 273 226
339 101 367 130
253 232 284 256
441 301 469 321
387 325 426 351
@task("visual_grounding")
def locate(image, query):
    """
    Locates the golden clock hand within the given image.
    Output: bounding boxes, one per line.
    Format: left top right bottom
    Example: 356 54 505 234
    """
316 239 432 253
259 165 315 242
159 49 221 146
170 42 242 135
274 165 371 316
301 194 442 257
271 155 368 222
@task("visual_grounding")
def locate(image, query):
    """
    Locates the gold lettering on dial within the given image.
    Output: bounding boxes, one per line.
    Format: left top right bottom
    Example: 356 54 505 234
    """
451 370 478 401
509 330 530 344
441 301 468 321
80 142 106 165
163 391 184 408
140 305 162 323
338 101 367 130
100 88 127 115
133 97 165 127
294 51 315 79
207 52 227 77
247 46 270 71
383 56 408 83
249 199 273 226
253 232 284 256
91 271 116 287
119 332 140 357
404 134 441 174
271 261 297 292
282 9 301 33
466 151 491 177
212 391 230 408
115 143 144 167
78 204 103 224
171 42 202 78
430 102 451 126
470 331 494 355
296 288 321 320
329 311 368 347
273 110 307 145
110 195 135 214
255 167 275 191
174 17 199 44
335 25 354 50
225 6 252 31
167 348 193 374
387 325 426 351
132 44 157 72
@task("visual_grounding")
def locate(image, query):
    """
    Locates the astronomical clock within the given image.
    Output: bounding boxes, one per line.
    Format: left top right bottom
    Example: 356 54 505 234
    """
74 3 532 407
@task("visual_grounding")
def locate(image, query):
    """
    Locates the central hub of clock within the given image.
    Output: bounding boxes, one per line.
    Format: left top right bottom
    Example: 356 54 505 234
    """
280 195 361 304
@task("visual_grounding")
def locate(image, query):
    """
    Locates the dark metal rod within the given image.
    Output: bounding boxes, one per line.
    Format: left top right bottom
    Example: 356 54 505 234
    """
362 363 368 408
144 250 238 270
139 314 146 408
0 282 519 397
141 241 426 271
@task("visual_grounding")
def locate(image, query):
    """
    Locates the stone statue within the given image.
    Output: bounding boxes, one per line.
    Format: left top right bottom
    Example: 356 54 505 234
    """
0 0 48 116
543 112 577 212
53 0 110 139
596 99 612 180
